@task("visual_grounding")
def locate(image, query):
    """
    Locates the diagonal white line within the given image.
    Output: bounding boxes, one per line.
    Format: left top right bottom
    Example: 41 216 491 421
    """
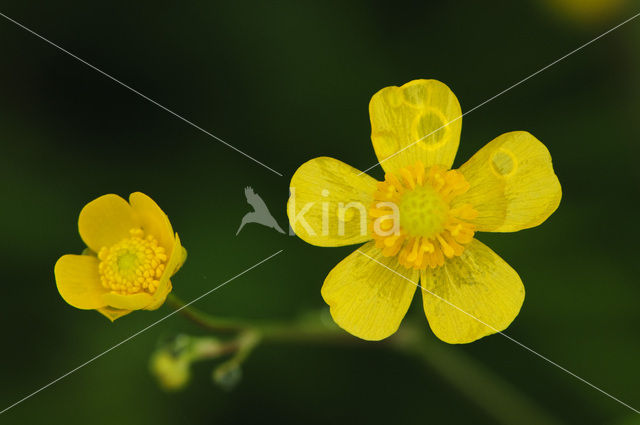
358 10 640 176
0 11 283 177
0 249 283 416
356 249 640 415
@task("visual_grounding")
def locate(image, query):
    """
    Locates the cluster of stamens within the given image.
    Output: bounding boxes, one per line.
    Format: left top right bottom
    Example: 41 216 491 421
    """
97 228 168 295
369 162 477 269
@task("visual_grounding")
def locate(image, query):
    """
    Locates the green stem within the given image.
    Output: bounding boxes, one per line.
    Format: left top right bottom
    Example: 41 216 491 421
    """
391 327 567 425
168 294 349 342
167 293 251 332
168 293 564 425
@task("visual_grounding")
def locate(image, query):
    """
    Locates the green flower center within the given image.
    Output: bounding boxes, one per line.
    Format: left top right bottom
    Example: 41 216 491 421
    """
117 252 138 274
399 185 448 238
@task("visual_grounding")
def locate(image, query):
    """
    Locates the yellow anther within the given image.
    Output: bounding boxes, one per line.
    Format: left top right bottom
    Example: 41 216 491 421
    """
400 168 416 189
436 234 455 258
97 228 168 295
369 162 477 270
406 239 420 262
384 234 401 247
420 239 435 253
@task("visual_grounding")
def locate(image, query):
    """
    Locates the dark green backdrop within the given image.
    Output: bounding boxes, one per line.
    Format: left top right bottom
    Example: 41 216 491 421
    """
1 1 639 424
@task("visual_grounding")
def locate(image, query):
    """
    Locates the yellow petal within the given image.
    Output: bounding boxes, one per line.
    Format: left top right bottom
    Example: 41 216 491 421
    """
321 241 418 340
145 280 173 311
369 79 462 174
55 254 108 310
420 239 524 344
97 307 132 321
149 233 183 307
454 131 562 232
173 246 188 275
288 157 377 247
78 194 139 252
129 192 175 253
102 292 154 310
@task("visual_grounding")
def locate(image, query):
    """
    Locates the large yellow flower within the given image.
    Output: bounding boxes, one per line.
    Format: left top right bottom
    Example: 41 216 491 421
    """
55 192 187 321
288 79 561 343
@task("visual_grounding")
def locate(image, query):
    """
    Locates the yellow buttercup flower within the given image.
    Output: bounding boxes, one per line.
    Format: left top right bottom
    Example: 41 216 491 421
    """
55 192 187 321
288 79 561 343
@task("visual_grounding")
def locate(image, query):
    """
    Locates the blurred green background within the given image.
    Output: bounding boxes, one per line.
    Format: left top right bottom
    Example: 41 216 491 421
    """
1 1 639 424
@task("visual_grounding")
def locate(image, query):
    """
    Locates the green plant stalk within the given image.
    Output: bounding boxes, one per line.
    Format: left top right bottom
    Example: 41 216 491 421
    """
167 293 565 425
166 293 252 332
391 327 567 425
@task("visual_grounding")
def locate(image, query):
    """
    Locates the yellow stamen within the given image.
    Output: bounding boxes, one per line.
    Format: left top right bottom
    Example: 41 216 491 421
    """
369 163 477 270
97 228 168 295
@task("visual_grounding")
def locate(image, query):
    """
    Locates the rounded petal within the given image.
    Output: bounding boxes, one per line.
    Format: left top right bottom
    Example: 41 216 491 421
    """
129 192 175 253
55 254 108 310
321 241 418 341
78 194 139 252
97 307 132 321
369 79 462 174
454 131 562 232
420 239 524 344
288 157 378 247
102 292 154 310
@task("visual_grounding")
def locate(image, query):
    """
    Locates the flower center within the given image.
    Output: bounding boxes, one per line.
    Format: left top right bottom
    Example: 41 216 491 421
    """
399 185 448 238
369 162 478 270
98 228 168 295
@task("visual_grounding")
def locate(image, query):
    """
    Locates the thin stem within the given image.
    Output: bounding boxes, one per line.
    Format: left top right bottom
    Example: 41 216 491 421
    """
168 293 564 425
391 327 567 425
166 293 251 332
168 294 351 343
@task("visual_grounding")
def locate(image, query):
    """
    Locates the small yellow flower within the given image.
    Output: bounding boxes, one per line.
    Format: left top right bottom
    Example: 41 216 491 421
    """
288 79 561 343
54 192 187 321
